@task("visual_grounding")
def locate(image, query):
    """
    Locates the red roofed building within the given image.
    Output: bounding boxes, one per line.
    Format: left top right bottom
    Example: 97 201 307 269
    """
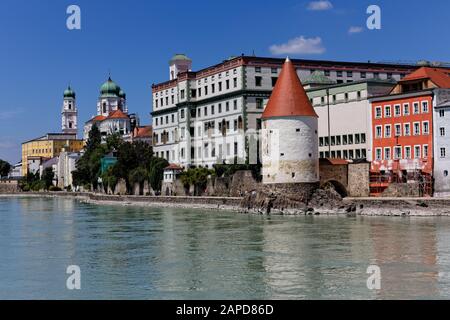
370 67 450 196
84 77 140 142
132 125 153 145
261 57 319 185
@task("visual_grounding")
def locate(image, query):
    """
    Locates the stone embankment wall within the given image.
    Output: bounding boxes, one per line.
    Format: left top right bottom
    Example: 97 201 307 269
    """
0 180 20 193
348 163 370 197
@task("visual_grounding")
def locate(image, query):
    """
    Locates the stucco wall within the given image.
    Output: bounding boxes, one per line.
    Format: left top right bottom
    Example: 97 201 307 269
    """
348 163 370 197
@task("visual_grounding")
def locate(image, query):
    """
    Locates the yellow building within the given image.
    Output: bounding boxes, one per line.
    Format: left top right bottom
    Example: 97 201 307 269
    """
21 133 84 176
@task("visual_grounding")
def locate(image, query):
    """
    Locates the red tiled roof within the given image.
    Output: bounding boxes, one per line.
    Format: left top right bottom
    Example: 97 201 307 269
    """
164 163 184 170
133 126 152 138
400 67 450 88
262 57 318 119
320 158 349 165
91 115 106 122
106 109 129 119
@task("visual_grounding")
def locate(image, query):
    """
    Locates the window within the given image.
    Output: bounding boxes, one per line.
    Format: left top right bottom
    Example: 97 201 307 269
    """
441 127 446 136
441 148 446 158
344 150 349 159
255 67 261 73
226 102 230 112
337 71 343 77
422 101 429 113
180 109 185 119
204 86 208 95
271 77 278 87
404 123 411 136
171 95 175 104
255 76 262 87
181 89 185 99
440 110 445 117
355 134 360 144
191 89 196 98
347 71 353 78
373 72 379 79
385 105 391 117
218 103 222 113
155 118 158 126
234 100 238 110
331 136 336 146
414 145 421 159
348 134 353 145
405 146 411 159
394 146 402 160
423 145 429 158
349 150 354 159
343 135 348 145
319 137 324 147
361 133 366 143
204 106 208 116
394 104 401 117
384 125 391 138
256 98 264 109
445 170 449 177
413 102 420 114
413 122 420 135
324 70 330 77
375 107 382 118
384 147 391 160
271 68 277 74
226 80 230 90
361 72 366 79
336 136 341 145
211 105 215 115
197 108 201 117
233 78 237 88
375 126 382 138
403 103 410 115
171 114 175 123
219 82 222 91
422 121 429 135
395 124 402 137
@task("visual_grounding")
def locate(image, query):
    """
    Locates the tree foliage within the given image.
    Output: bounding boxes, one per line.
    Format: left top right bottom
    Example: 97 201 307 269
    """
0 159 11 177
148 157 169 192
180 167 214 196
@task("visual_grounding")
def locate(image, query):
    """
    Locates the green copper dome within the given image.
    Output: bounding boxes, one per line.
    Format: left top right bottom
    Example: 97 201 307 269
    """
100 77 121 97
169 54 192 65
64 86 75 98
119 89 126 99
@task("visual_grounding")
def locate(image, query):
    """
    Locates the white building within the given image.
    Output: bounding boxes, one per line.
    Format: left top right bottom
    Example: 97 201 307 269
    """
433 89 450 197
261 57 319 184
84 77 138 142
151 54 418 168
57 151 82 190
61 86 78 135
307 78 396 161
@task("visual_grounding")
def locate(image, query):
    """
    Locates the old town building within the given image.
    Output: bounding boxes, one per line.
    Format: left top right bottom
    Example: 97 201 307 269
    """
151 54 417 168
370 67 450 196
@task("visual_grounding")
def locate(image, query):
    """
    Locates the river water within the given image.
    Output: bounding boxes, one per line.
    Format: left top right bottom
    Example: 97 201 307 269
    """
1 196 450 300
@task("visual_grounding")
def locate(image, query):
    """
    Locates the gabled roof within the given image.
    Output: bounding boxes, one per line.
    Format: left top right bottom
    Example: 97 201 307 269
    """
400 67 450 88
106 109 129 120
262 57 318 119
164 163 184 171
91 115 106 122
134 126 152 138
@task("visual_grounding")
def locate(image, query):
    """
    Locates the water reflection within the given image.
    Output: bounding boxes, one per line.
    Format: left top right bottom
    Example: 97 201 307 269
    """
0 197 449 299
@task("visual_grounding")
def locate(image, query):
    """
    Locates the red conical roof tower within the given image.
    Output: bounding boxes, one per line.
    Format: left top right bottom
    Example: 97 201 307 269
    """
262 57 318 119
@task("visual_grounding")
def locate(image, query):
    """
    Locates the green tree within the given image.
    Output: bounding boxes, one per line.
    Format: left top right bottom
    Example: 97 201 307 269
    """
101 166 118 194
129 167 148 195
106 133 122 151
85 124 101 153
41 167 55 190
148 157 169 192
0 159 11 177
180 167 214 196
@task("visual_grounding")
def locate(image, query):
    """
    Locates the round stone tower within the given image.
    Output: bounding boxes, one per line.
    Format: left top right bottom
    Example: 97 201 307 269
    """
261 57 319 185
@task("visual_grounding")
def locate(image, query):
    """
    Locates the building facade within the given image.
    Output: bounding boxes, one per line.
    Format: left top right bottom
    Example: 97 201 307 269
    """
21 133 84 176
151 54 419 168
84 77 138 142
370 67 450 196
308 79 396 161
433 91 450 196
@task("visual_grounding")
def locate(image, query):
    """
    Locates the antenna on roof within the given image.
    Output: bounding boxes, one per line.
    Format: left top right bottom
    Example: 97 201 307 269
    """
252 49 256 57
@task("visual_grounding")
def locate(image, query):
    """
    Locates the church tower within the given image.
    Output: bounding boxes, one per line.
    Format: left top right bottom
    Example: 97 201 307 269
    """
61 86 78 135
261 57 319 185
169 54 192 80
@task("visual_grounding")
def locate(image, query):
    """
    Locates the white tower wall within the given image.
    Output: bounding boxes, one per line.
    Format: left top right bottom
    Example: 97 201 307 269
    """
62 97 78 135
262 116 319 184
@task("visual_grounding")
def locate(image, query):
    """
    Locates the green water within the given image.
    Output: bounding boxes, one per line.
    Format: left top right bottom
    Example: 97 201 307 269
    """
1 196 450 299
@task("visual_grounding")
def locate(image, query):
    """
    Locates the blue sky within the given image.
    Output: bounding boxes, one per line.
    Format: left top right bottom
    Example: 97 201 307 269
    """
1 0 449 163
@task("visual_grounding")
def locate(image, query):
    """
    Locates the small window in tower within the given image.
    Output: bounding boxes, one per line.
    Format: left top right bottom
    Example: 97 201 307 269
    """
292 173 295 178
280 153 285 157
296 129 300 132
309 153 312 157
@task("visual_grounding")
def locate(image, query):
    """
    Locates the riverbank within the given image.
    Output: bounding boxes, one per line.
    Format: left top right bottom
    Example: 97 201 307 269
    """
2 192 450 216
